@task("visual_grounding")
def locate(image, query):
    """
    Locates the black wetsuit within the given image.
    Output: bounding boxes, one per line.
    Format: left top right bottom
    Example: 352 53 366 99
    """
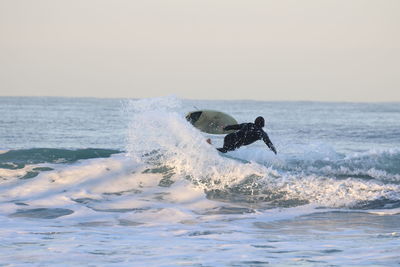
217 123 277 154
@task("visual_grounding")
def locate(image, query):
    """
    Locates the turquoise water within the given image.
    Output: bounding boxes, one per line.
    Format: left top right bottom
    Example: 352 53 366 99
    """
0 96 399 266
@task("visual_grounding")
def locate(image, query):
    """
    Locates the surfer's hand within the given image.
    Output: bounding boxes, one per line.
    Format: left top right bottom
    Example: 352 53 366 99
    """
271 146 277 155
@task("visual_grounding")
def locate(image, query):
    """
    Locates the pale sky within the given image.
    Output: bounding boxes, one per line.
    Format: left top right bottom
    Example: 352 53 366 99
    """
0 0 399 101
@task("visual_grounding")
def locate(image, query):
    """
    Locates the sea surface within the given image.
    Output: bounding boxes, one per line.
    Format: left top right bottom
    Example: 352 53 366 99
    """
0 96 399 266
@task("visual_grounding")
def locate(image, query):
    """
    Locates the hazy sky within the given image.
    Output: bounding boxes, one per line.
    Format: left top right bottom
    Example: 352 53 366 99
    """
1 0 399 101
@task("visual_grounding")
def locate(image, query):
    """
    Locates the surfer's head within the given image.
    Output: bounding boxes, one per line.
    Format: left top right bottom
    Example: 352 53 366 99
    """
254 116 265 127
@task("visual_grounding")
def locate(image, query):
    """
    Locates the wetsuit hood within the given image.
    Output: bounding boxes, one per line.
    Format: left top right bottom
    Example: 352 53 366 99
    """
254 116 265 127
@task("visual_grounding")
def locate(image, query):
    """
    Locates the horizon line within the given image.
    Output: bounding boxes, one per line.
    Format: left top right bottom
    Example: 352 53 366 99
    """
0 95 399 104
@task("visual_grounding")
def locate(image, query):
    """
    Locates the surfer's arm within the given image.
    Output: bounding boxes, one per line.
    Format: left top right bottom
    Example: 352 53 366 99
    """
262 132 277 154
223 123 245 131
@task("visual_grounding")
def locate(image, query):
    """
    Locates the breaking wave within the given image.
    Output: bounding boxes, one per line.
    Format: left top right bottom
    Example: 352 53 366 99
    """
124 97 400 210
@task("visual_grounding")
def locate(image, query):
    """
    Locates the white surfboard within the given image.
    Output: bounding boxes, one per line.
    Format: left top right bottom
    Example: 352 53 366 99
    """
185 110 238 134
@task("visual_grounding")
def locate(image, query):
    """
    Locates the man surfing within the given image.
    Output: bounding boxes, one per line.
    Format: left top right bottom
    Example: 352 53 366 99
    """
217 116 277 154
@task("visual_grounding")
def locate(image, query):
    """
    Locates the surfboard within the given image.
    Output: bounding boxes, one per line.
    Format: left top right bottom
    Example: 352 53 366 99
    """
185 110 238 134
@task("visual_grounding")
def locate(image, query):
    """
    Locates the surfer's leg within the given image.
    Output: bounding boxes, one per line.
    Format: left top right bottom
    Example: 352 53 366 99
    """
217 147 228 153
217 133 236 153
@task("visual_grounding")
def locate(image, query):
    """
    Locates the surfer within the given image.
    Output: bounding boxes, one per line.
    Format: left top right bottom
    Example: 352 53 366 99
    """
217 116 277 154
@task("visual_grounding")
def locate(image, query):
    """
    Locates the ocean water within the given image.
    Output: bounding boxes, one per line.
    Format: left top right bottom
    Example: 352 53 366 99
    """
0 96 399 266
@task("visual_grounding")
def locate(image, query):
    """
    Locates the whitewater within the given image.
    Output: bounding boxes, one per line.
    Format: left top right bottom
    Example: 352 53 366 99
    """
0 96 399 266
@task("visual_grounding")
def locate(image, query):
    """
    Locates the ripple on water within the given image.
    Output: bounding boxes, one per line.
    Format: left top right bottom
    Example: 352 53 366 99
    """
9 208 74 219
